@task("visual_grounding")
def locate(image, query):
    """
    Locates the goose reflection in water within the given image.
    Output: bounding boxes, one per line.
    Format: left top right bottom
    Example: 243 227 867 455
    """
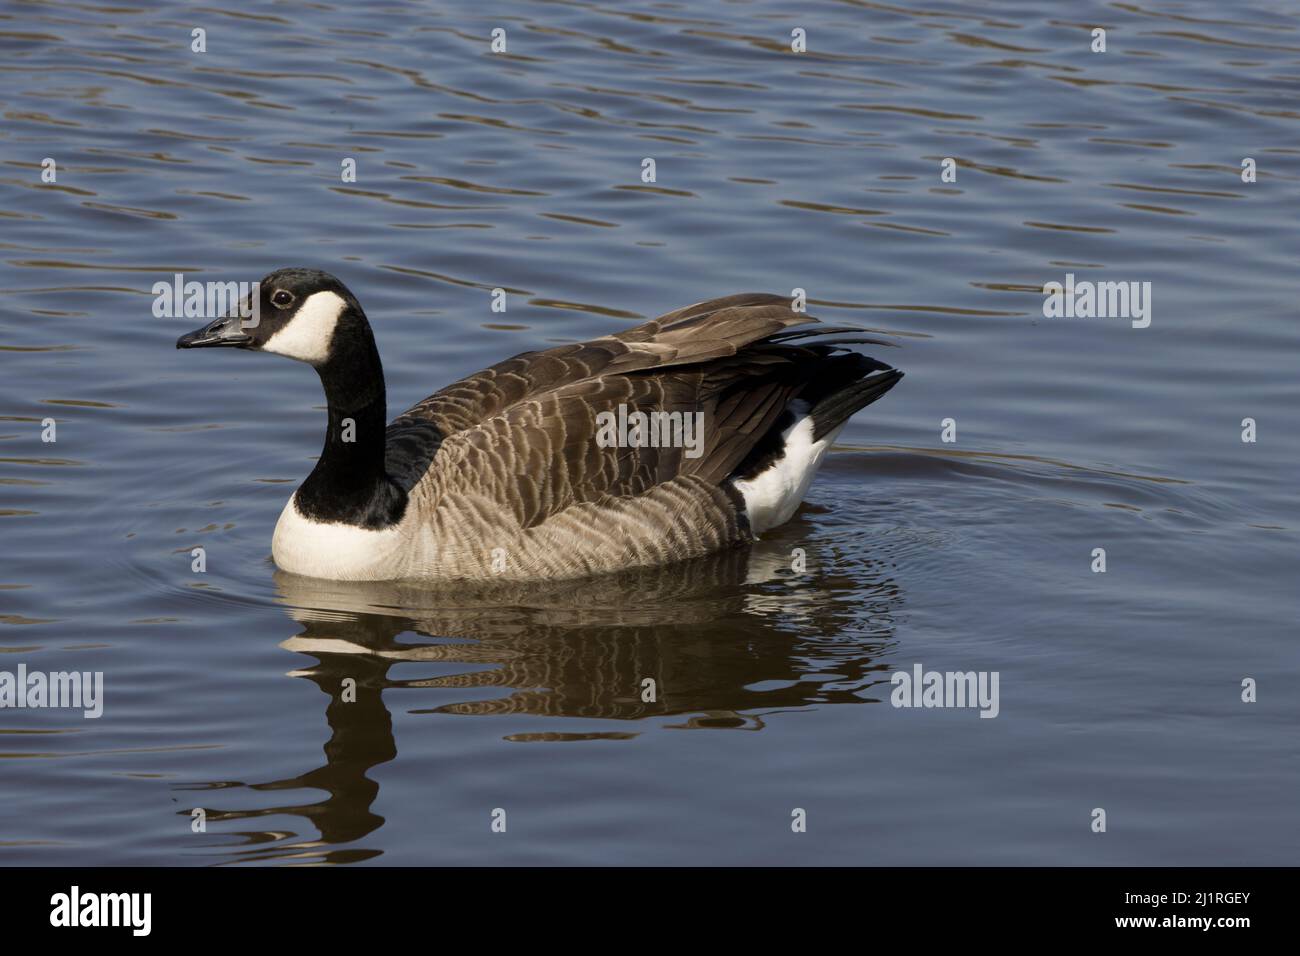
183 537 903 863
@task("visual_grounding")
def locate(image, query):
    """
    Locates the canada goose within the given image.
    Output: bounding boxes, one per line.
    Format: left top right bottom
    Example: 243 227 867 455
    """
177 268 902 581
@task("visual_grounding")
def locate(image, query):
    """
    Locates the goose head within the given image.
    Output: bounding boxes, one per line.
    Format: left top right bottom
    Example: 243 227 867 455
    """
175 268 368 366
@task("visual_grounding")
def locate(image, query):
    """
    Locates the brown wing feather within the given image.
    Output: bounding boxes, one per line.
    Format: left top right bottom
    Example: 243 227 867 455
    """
387 294 832 553
391 293 812 435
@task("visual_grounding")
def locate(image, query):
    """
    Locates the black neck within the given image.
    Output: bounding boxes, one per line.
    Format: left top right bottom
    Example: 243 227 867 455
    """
294 317 406 528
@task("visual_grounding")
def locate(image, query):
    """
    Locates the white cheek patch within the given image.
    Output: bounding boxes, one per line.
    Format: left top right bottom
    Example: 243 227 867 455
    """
262 290 346 364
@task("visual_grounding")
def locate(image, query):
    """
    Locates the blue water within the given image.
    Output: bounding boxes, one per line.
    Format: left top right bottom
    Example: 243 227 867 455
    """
0 0 1297 864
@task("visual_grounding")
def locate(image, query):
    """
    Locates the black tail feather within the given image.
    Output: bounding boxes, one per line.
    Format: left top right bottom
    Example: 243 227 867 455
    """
727 345 903 483
807 367 903 441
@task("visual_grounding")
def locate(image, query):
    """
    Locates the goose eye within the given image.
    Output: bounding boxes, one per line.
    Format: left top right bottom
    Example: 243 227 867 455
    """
271 290 294 309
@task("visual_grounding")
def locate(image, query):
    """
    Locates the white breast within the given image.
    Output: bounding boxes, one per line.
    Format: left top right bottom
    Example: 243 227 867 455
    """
271 494 415 580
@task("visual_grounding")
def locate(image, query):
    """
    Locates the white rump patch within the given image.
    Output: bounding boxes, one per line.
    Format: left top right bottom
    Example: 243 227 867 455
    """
262 290 346 364
731 401 842 536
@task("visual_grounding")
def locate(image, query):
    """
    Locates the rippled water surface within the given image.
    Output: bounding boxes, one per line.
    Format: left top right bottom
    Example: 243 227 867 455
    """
1 0 1297 864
